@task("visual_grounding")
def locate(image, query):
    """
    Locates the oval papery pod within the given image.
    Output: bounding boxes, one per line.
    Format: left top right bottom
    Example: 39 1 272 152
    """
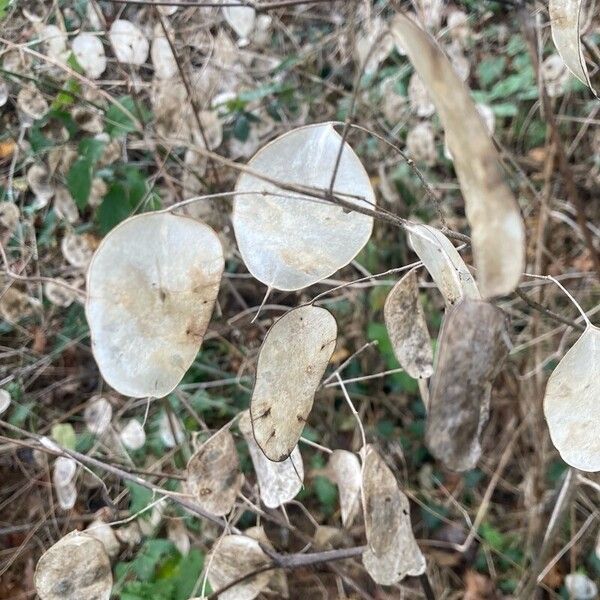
406 223 480 305
383 268 433 379
159 411 185 448
250 305 337 461
326 450 362 527
108 20 149 65
0 79 8 107
565 573 598 600
550 0 597 96
0 388 11 415
72 33 106 79
245 526 289 598
223 5 256 41
361 445 426 585
406 121 436 166
120 418 146 450
55 480 77 510
151 23 177 80
85 520 120 558
239 410 303 508
186 429 243 516
232 123 376 291
541 54 571 98
426 299 510 471
34 531 112 600
53 456 76 487
84 395 113 435
38 25 67 60
61 231 95 269
44 279 77 307
543 325 600 472
85 213 224 398
53 186 79 223
391 14 525 298
206 534 271 600
0 202 20 235
27 164 54 208
354 17 394 74
167 520 190 556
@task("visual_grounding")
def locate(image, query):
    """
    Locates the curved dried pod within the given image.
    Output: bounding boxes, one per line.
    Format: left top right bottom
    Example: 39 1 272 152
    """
85 213 224 398
44 279 78 307
206 534 271 600
151 23 177 80
406 223 480 305
27 164 55 208
392 14 525 298
72 33 106 79
239 410 303 508
223 5 256 41
250 305 337 461
541 54 571 98
426 299 510 471
550 0 597 96
17 85 49 122
109 20 149 65
384 268 433 379
361 445 426 585
53 186 79 223
85 520 120 558
84 395 113 435
186 429 243 515
34 531 112 600
0 388 11 415
406 122 436 167
543 325 600 472
0 202 20 235
326 450 362 527
0 80 8 107
233 123 376 290
445 103 495 161
408 72 435 117
120 419 146 450
61 231 95 269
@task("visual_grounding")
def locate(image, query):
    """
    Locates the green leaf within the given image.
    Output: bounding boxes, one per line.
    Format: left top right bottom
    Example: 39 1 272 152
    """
131 540 175 580
51 423 77 450
105 95 148 138
477 56 507 88
314 475 337 516
67 158 93 209
52 78 81 110
126 481 154 517
233 113 250 141
479 522 505 551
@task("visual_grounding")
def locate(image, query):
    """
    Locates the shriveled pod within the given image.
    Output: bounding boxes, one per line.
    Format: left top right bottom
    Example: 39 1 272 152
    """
34 531 112 600
120 419 146 450
186 429 243 515
426 299 510 471
84 395 113 435
17 84 49 122
392 14 525 298
85 213 224 398
550 0 597 96
108 20 149 65
206 534 271 600
27 164 55 208
361 445 426 585
250 305 337 461
72 33 106 79
233 123 376 291
543 325 600 472
239 410 303 508
326 450 362 527
383 268 433 379
406 222 480 305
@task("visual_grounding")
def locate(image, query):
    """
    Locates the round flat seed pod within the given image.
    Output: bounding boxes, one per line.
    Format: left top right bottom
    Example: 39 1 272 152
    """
86 212 224 398
361 445 426 585
84 396 113 435
72 34 106 79
186 429 243 516
109 20 149 65
239 410 303 508
0 388 11 415
120 419 146 450
233 123 375 291
383 268 433 379
544 325 600 472
207 534 271 600
34 531 112 600
250 305 337 461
